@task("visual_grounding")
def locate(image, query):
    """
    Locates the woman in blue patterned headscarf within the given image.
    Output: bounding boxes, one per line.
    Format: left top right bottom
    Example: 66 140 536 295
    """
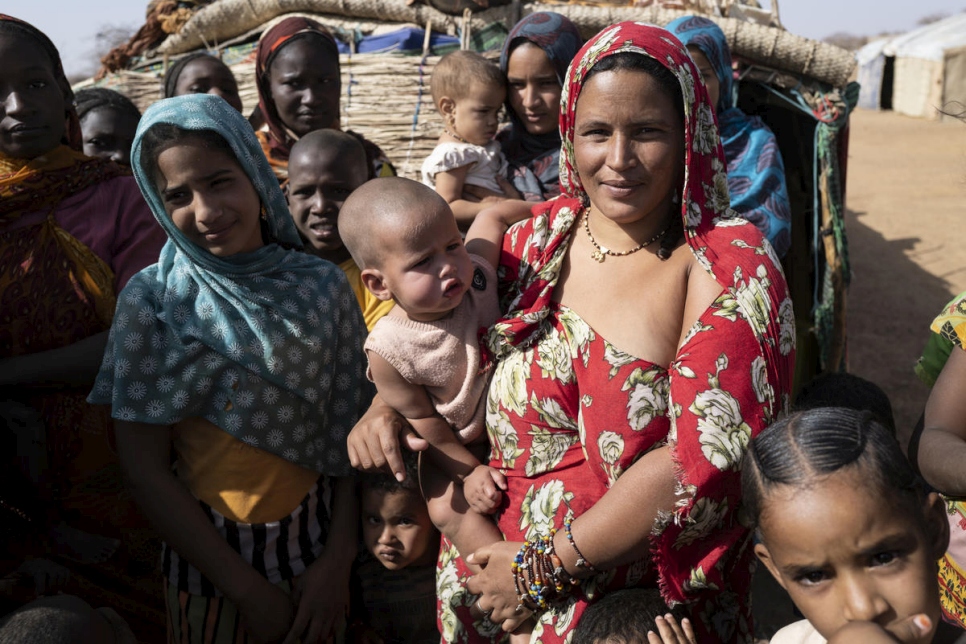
89 93 368 643
668 15 792 257
496 12 582 201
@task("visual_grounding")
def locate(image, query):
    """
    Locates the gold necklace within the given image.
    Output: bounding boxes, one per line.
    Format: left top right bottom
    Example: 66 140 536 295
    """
582 211 670 263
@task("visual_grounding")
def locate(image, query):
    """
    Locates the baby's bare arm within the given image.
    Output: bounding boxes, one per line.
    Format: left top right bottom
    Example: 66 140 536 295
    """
368 352 481 482
435 166 495 230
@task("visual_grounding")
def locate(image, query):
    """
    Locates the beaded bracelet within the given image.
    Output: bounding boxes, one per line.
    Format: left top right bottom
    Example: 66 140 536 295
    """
563 508 597 573
510 528 577 612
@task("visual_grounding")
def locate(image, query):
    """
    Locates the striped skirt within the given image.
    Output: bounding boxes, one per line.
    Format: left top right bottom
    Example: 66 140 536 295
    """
165 578 294 644
163 480 330 643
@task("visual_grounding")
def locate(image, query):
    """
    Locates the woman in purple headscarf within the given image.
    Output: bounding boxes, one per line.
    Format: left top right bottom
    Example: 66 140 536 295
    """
496 12 582 202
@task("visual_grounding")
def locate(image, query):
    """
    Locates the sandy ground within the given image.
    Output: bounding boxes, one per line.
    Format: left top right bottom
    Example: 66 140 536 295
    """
844 108 966 445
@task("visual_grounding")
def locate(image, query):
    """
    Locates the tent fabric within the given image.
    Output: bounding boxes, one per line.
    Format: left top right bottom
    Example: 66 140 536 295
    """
884 13 966 62
942 45 966 121
856 37 892 110
875 13 966 120
893 56 943 118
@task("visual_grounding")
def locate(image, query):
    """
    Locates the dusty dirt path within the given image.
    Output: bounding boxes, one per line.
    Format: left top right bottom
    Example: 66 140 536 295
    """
844 108 966 444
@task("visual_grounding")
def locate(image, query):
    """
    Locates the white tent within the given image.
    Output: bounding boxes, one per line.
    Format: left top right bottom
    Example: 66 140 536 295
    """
884 13 966 120
856 37 894 110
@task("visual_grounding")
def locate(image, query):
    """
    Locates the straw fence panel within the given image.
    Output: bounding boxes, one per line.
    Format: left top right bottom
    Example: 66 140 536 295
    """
154 0 855 86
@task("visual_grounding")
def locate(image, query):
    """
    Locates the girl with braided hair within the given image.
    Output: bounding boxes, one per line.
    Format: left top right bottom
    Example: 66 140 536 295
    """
75 87 141 166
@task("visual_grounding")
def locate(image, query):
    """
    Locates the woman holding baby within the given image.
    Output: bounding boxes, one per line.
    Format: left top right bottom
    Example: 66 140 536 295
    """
350 21 794 644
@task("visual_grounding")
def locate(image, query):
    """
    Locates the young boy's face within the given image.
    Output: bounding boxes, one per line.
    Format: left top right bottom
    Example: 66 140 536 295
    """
362 487 438 571
287 147 367 262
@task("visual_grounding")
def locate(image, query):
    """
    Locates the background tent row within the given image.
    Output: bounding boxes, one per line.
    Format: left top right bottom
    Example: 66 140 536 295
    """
857 12 966 121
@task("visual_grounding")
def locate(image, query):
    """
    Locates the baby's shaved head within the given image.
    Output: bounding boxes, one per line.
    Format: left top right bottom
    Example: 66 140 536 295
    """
339 177 452 269
289 129 368 180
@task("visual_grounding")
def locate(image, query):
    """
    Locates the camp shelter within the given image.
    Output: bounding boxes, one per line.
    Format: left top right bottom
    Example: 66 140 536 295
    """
884 13 966 121
856 37 895 110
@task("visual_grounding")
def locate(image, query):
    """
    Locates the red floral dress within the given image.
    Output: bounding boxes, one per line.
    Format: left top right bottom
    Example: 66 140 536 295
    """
435 22 795 644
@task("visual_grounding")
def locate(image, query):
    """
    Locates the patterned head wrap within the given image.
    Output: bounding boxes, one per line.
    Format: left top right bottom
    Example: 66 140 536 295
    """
667 15 792 256
0 14 82 151
0 14 124 218
665 16 734 113
559 22 731 246
255 17 340 161
500 12 582 86
89 94 368 475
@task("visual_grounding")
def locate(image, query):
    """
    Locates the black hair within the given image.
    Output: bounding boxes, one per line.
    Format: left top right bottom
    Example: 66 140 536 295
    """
139 124 234 186
572 589 681 644
741 407 922 531
584 52 685 127
360 451 420 495
75 87 141 123
794 372 896 436
163 52 237 98
164 52 211 98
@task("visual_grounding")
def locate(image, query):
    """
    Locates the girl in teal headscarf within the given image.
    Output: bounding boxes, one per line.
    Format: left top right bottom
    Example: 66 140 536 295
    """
667 15 792 258
89 93 368 643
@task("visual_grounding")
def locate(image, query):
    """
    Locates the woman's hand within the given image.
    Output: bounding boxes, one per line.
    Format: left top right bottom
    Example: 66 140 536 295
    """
463 465 506 515
236 578 295 644
347 396 428 481
282 551 351 644
648 615 697 644
466 541 531 632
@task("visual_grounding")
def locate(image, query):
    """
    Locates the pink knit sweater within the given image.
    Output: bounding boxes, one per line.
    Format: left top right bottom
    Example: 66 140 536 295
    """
364 255 498 444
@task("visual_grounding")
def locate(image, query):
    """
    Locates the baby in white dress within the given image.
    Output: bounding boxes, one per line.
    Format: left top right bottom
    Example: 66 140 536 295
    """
421 50 511 230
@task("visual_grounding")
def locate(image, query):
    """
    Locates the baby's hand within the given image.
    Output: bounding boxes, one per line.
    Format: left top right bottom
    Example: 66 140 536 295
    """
463 465 507 515
647 614 697 644
827 615 933 644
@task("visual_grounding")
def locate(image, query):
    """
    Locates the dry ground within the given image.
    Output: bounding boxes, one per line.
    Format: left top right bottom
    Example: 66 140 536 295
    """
844 108 966 445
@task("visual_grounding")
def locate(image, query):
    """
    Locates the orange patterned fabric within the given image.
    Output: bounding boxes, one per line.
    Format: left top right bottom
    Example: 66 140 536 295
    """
0 146 124 221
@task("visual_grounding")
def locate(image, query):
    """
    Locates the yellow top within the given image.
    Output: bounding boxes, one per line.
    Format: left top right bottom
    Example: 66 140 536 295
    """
172 418 319 524
339 257 394 331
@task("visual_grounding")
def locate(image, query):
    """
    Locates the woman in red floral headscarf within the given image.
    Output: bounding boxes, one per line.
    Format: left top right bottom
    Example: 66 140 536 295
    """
251 16 395 181
349 21 794 643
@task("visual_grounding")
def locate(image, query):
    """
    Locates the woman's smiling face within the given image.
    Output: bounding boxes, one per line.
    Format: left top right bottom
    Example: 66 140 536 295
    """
154 135 264 257
572 68 684 227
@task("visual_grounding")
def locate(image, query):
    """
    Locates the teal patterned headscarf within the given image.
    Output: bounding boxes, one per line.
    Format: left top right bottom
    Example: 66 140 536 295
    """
89 94 368 475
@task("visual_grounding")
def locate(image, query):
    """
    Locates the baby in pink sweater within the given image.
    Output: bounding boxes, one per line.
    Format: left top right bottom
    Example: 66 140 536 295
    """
339 177 529 571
